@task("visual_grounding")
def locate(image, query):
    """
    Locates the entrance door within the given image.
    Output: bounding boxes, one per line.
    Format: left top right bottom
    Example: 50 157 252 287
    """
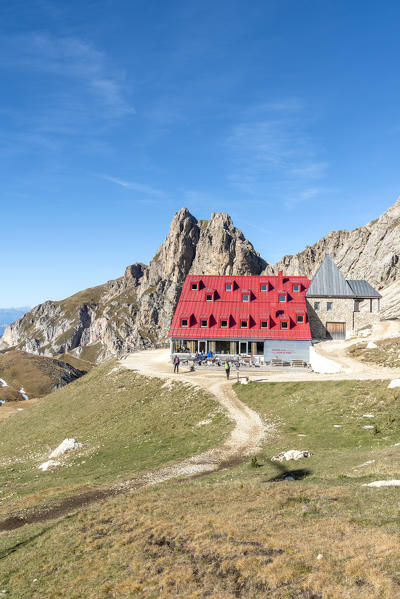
239 341 248 355
198 340 207 353
326 322 346 340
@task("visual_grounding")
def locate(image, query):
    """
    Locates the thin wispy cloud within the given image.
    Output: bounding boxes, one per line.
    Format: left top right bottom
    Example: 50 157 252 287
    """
226 101 330 209
102 175 167 199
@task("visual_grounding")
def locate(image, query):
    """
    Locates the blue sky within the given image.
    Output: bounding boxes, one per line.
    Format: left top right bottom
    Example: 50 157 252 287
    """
1 0 399 307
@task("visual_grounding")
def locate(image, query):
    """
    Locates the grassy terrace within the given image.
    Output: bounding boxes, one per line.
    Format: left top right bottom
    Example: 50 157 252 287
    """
0 362 231 515
1 378 400 597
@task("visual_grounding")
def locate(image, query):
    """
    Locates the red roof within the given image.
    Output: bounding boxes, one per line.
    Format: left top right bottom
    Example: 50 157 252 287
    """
168 274 311 340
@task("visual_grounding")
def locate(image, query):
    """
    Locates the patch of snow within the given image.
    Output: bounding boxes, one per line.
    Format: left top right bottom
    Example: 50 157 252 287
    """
49 438 82 458
363 414 374 418
363 425 375 429
38 460 60 471
240 378 249 385
388 379 400 389
366 341 378 349
19 388 29 401
0 378 7 387
363 480 400 487
309 347 351 374
272 450 312 462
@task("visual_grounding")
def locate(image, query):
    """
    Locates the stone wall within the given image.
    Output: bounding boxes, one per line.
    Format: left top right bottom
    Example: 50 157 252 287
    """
307 297 380 339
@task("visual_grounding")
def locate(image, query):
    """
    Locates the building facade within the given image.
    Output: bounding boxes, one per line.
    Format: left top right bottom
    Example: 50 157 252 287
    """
306 255 381 340
168 273 312 362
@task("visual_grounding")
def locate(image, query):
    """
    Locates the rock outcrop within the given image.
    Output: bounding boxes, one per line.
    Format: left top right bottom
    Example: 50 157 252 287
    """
0 209 268 363
1 198 399 364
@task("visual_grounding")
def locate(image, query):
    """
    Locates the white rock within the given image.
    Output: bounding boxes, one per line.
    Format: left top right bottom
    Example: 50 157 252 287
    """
195 419 212 427
272 450 312 462
49 438 82 458
0 378 7 387
388 379 400 389
391 442 400 447
353 459 375 469
363 480 400 487
359 328 372 338
333 425 343 428
240 379 248 385
363 414 374 418
366 341 378 349
284 476 295 481
19 388 29 401
38 460 60 471
317 554 323 560
363 425 375 429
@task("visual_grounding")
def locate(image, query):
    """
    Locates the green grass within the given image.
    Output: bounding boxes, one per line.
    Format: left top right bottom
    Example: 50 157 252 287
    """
0 361 231 514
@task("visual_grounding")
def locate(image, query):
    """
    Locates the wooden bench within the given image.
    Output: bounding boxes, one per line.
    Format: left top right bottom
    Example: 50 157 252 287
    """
271 358 284 367
290 359 306 368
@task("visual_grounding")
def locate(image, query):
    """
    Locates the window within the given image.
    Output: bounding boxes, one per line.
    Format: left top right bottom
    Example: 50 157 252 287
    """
260 283 268 291
296 314 304 323
327 302 332 311
181 319 188 327
280 321 289 329
260 320 268 329
292 284 300 292
242 294 249 302
206 293 213 301
191 283 198 291
220 320 228 328
225 283 232 291
240 320 248 328
278 295 286 303
200 319 208 328
314 302 320 310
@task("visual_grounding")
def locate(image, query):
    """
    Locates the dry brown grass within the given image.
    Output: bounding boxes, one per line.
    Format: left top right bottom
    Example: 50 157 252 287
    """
348 338 400 369
1 480 399 598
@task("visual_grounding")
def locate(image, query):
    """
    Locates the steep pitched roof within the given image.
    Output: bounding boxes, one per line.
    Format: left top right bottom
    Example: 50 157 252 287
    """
347 280 382 298
306 255 355 298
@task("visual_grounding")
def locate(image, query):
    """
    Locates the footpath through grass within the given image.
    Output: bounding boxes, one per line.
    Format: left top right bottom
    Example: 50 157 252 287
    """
0 361 231 515
1 378 400 598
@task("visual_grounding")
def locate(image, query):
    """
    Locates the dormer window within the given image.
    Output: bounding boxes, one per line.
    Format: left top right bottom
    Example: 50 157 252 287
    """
220 319 228 328
296 314 304 323
260 320 269 329
225 283 233 291
206 293 213 301
181 319 189 327
191 283 198 291
242 294 249 302
280 320 289 329
278 294 287 303
292 284 300 292
260 283 268 292
200 319 208 328
240 320 248 328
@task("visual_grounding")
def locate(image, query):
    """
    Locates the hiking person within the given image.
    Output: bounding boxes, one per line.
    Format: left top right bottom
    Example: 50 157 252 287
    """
225 360 231 380
173 354 180 374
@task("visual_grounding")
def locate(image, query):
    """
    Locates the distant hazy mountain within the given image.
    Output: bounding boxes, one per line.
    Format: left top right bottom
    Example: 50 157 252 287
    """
0 307 30 337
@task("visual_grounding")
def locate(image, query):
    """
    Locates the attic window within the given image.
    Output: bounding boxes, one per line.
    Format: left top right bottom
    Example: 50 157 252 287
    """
260 283 268 292
191 283 198 291
260 320 269 329
327 302 332 311
206 293 213 301
220 319 228 328
280 321 289 329
225 283 232 291
242 294 249 302
200 319 208 328
292 284 300 292
181 319 189 327
278 294 287 303
296 314 304 323
314 302 320 310
240 320 248 328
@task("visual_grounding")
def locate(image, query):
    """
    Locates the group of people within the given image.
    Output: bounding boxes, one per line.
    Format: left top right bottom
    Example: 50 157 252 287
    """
172 352 238 379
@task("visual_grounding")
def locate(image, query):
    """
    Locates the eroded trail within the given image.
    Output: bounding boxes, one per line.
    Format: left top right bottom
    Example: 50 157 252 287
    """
119 350 267 485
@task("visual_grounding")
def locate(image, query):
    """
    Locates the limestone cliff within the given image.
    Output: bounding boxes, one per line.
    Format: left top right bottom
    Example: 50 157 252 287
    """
0 209 267 363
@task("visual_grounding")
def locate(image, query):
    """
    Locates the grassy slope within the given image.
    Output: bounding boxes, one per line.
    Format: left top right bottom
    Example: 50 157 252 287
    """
1 379 400 597
0 362 231 515
348 338 400 368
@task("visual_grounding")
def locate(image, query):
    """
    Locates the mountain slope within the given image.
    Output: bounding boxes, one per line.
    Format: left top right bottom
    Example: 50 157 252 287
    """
0 209 267 363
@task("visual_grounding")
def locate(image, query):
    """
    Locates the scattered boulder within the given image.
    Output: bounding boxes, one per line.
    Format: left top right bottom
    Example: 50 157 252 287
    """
388 379 400 388
366 341 378 349
38 460 61 471
49 438 82 458
272 450 312 462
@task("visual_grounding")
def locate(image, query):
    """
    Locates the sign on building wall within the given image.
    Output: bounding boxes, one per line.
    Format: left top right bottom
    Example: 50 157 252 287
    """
264 340 311 362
